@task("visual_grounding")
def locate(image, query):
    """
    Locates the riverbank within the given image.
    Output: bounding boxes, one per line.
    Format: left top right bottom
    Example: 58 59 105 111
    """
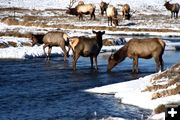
86 63 180 119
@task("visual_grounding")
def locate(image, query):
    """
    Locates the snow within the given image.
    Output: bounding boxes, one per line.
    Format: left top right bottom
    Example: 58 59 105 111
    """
1 35 180 59
0 0 180 119
85 72 180 119
0 0 179 12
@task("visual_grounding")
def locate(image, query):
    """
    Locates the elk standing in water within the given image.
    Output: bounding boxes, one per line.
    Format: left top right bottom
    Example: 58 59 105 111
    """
107 38 166 73
164 1 180 18
70 30 105 71
43 31 70 61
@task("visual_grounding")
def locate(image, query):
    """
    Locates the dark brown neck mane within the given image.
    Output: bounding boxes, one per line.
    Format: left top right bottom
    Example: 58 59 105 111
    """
113 44 128 62
95 35 103 47
165 2 173 11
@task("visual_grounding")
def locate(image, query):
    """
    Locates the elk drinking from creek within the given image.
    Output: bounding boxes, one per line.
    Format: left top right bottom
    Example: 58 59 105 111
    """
70 30 105 71
43 31 70 61
107 38 166 73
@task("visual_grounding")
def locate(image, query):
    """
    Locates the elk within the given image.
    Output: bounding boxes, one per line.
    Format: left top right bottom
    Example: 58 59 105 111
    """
122 4 131 20
66 3 96 20
164 0 180 18
107 38 166 73
107 5 118 26
70 30 105 71
99 1 109 16
42 31 70 61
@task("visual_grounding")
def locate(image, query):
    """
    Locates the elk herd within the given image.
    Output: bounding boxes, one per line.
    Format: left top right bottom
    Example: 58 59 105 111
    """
66 0 180 26
40 0 180 73
41 30 166 73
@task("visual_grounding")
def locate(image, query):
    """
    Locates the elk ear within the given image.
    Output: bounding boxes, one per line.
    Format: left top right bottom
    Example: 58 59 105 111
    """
92 30 96 34
102 31 105 34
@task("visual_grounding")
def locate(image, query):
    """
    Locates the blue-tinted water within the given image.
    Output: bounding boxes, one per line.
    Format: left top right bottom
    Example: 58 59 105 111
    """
0 50 179 120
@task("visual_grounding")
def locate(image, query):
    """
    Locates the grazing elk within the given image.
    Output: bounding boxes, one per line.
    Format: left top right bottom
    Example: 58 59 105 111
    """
164 1 180 18
70 30 105 71
107 38 166 73
43 31 70 61
107 5 118 26
66 4 96 20
122 4 131 20
99 1 109 16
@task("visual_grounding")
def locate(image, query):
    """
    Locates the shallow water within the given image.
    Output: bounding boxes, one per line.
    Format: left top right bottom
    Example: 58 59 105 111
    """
0 50 179 120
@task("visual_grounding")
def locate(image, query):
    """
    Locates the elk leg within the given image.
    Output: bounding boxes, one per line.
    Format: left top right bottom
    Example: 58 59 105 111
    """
134 56 138 73
159 56 164 71
47 46 52 60
110 17 112 26
93 13 96 20
154 57 160 72
177 13 179 18
90 57 93 69
94 57 98 70
176 12 178 18
61 46 67 61
108 17 110 26
132 58 135 73
66 45 70 57
43 44 49 57
79 13 83 20
90 14 93 20
73 52 80 71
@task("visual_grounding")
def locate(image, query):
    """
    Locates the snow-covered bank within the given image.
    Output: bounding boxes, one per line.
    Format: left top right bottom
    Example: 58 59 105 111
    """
85 74 179 109
85 63 180 119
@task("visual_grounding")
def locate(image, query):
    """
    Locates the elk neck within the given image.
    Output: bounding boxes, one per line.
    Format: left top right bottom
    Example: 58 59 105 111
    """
114 44 128 62
95 35 103 46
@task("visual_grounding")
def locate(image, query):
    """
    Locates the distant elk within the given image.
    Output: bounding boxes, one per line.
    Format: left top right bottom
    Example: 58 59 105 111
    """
70 30 105 71
66 0 96 20
107 38 166 73
121 4 131 20
99 0 109 16
164 0 180 18
43 31 70 61
107 5 118 26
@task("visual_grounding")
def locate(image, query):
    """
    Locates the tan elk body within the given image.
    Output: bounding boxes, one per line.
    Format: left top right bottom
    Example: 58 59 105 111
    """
107 5 118 26
43 31 70 61
108 38 166 73
70 31 105 71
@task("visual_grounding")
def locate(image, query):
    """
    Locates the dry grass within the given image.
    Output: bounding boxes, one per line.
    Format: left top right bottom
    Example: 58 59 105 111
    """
0 42 8 48
153 102 180 114
7 41 17 47
153 104 166 114
103 38 114 46
151 85 180 100
1 17 19 25
142 63 180 100
1 13 180 33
